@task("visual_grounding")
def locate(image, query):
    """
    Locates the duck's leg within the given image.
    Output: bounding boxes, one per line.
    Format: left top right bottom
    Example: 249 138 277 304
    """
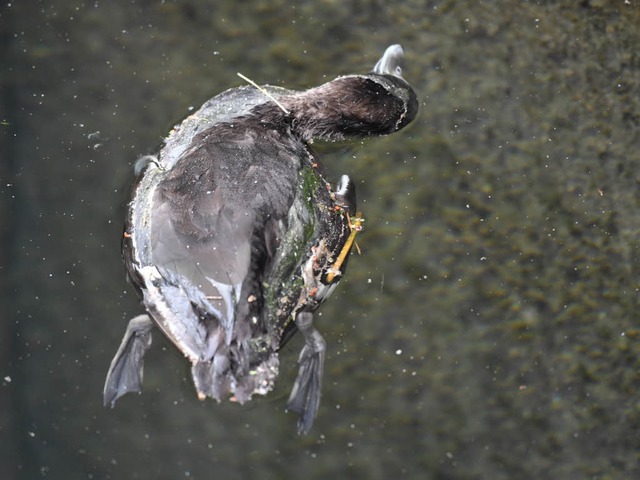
286 311 326 435
325 211 364 283
103 314 154 407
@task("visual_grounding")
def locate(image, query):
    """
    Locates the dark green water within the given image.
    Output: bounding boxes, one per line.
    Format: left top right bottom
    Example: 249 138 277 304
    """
2 1 640 479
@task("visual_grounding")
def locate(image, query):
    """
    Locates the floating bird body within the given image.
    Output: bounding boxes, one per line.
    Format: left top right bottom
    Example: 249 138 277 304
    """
104 45 418 434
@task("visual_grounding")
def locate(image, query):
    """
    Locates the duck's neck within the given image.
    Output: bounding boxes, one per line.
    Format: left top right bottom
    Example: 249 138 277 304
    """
280 76 409 142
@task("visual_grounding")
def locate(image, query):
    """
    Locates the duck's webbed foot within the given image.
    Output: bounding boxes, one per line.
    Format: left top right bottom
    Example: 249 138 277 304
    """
103 314 154 407
286 311 326 435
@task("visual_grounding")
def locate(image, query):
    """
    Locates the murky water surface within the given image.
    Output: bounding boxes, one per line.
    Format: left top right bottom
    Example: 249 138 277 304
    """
2 2 640 478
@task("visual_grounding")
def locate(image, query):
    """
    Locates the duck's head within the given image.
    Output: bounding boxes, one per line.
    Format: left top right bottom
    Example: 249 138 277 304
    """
276 44 419 142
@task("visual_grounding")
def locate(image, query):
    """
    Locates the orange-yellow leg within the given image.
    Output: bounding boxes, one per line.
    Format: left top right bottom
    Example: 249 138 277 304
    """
326 212 364 283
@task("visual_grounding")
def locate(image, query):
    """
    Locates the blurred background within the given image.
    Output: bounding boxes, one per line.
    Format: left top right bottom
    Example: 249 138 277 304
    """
2 1 640 478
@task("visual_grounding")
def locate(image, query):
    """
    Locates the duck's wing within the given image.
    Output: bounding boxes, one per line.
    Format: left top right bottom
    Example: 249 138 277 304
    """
150 177 255 348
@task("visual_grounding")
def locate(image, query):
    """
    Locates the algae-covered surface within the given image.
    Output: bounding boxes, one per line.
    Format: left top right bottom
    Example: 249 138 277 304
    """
2 1 640 479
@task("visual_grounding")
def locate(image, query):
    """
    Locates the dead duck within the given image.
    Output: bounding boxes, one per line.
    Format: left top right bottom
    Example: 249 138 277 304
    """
104 44 418 434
